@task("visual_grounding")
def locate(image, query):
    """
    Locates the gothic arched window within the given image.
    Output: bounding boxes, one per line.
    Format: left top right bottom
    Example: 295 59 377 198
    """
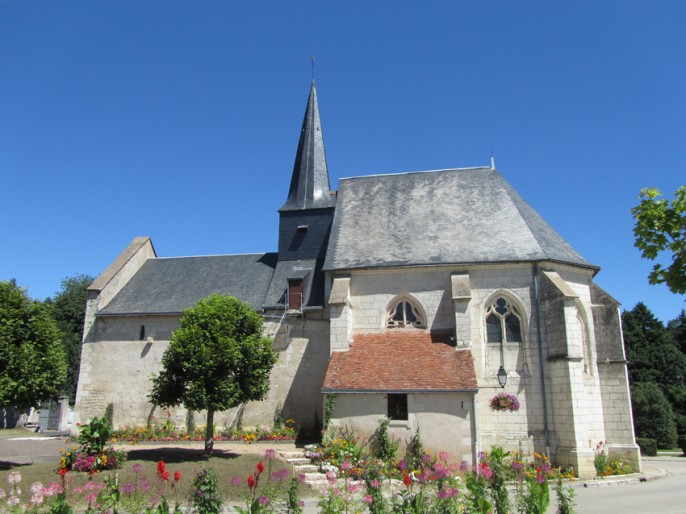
387 296 425 328
485 297 523 343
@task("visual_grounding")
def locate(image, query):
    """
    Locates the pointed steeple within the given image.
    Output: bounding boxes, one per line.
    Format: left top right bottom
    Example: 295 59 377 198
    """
280 81 335 211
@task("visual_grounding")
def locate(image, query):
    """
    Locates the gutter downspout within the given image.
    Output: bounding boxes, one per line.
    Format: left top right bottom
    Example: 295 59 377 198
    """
533 262 551 455
471 391 480 466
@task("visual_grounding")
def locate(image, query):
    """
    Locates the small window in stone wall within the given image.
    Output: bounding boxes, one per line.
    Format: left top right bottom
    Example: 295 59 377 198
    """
388 393 408 420
485 297 523 343
139 325 145 341
387 297 425 328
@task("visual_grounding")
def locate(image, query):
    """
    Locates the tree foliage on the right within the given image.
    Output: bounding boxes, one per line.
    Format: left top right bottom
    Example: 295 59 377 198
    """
631 185 686 295
623 303 686 445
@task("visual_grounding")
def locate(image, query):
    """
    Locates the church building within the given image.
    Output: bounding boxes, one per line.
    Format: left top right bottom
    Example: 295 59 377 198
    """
74 82 640 478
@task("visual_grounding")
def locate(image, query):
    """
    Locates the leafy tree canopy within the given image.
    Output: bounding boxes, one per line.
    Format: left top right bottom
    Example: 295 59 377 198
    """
668 310 686 354
149 294 277 453
45 274 93 403
623 303 686 433
631 186 686 295
0 280 68 410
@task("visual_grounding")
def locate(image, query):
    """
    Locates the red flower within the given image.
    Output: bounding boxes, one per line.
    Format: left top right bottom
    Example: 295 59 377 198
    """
157 460 166 478
257 461 265 474
162 471 170 481
247 475 256 488
58 467 67 477
403 473 411 487
174 471 181 482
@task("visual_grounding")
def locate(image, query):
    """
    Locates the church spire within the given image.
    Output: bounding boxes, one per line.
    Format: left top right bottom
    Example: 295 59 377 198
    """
280 81 335 211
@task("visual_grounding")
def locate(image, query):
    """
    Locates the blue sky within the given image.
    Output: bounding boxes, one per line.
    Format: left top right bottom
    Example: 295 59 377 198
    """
1 1 684 322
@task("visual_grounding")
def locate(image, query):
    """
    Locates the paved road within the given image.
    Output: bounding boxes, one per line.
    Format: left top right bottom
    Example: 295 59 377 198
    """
570 457 686 514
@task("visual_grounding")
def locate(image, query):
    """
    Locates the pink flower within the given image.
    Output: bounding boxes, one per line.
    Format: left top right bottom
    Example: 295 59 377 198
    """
363 494 373 504
265 449 276 460
231 476 241 487
340 460 352 471
271 469 288 481
371 479 379 487
439 451 449 462
132 463 142 473
259 495 269 506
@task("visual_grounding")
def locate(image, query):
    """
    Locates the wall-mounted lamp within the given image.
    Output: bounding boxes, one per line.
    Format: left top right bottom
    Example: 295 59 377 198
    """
497 366 507 388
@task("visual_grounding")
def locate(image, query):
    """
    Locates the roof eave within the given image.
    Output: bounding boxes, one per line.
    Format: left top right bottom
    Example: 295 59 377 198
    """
323 258 600 274
321 388 479 394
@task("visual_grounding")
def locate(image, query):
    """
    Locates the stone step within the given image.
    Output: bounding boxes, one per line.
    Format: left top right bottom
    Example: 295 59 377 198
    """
279 451 305 459
285 457 310 465
292 464 318 473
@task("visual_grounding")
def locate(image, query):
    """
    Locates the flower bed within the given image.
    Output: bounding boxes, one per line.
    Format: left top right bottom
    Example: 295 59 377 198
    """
110 418 298 444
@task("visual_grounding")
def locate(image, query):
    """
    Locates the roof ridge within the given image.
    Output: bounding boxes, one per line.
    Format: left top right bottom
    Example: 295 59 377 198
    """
338 166 492 182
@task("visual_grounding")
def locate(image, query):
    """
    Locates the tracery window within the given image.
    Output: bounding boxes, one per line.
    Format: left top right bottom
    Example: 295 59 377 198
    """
387 297 425 328
485 297 523 343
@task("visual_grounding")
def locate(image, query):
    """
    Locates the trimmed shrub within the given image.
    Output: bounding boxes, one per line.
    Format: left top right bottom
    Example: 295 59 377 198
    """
636 438 657 456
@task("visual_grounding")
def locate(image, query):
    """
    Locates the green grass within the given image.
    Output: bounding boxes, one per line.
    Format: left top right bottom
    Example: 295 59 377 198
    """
0 446 312 510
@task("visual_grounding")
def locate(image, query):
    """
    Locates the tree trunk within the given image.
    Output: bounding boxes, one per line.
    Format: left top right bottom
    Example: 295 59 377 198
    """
205 408 215 455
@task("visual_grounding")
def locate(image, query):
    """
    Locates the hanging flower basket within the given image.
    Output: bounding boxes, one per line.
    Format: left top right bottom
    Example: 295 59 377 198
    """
490 392 520 412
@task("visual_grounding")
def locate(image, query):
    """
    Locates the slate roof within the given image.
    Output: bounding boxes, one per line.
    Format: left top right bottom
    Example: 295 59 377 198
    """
99 253 277 315
262 258 327 309
280 81 336 211
324 167 596 271
322 331 478 392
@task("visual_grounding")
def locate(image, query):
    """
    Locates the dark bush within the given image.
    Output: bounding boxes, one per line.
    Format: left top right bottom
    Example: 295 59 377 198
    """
631 382 677 449
636 438 657 456
677 435 686 455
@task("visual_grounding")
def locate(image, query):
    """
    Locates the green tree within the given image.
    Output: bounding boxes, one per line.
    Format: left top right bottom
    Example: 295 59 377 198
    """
0 280 68 410
668 309 686 354
45 274 93 403
149 294 277 454
631 382 677 449
631 186 686 295
623 303 686 433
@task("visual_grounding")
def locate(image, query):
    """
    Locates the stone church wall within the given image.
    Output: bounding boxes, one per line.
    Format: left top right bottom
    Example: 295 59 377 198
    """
241 316 330 437
75 313 329 435
75 315 179 427
330 392 474 462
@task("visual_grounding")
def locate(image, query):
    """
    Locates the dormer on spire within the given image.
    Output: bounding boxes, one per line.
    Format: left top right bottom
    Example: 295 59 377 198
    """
280 81 335 211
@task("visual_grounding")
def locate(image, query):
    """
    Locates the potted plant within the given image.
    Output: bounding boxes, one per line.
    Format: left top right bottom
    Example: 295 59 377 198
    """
490 392 520 412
